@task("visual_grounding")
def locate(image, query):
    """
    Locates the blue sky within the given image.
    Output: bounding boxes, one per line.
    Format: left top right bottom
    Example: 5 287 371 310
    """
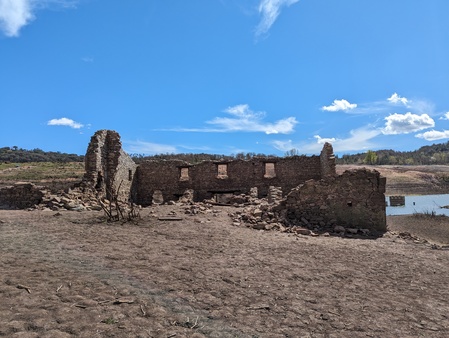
1 0 449 156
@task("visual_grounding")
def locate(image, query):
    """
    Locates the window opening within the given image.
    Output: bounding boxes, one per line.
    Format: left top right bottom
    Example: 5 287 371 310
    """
180 167 189 181
217 164 228 178
264 162 276 178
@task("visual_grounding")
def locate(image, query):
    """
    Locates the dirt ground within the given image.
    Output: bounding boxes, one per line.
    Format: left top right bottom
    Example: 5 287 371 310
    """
1 206 449 337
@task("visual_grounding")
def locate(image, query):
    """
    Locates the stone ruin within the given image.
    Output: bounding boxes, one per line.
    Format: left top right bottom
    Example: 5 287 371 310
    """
0 129 387 233
81 130 386 233
83 130 137 201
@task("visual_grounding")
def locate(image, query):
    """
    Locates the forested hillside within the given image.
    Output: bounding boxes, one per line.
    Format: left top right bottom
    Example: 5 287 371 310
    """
0 147 84 163
2 141 449 165
337 141 449 165
130 152 277 164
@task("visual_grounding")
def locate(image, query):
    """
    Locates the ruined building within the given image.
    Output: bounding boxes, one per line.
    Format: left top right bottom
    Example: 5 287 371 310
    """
82 130 386 231
83 130 136 201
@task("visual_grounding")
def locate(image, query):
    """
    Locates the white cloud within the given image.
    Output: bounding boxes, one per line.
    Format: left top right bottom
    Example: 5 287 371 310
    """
322 99 357 112
416 130 449 141
272 139 294 152
314 135 336 144
0 0 34 37
208 104 297 134
313 128 380 153
439 112 449 120
0 0 77 37
382 112 434 135
47 117 83 129
387 93 409 106
255 0 299 38
272 127 381 154
124 141 177 155
166 104 297 134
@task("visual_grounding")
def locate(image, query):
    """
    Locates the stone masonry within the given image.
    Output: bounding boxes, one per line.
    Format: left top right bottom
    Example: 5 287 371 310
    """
281 168 387 231
133 143 336 206
0 129 387 233
83 130 136 201
0 182 44 209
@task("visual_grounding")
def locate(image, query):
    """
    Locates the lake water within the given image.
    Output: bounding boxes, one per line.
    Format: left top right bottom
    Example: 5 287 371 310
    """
386 194 449 216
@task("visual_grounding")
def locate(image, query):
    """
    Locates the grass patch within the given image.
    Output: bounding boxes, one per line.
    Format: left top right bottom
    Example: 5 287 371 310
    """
413 209 448 219
0 162 84 181
101 317 118 325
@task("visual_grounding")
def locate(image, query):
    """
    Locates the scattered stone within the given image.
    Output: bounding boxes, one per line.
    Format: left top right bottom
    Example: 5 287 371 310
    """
252 222 266 230
253 209 263 217
334 225 346 233
294 227 311 236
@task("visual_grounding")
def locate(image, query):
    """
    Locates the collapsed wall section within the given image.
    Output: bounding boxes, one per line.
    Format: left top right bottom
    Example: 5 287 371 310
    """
0 183 44 209
83 130 136 201
283 168 386 232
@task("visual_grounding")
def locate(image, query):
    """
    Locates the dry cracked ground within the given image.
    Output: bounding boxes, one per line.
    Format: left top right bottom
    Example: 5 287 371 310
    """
1 205 449 338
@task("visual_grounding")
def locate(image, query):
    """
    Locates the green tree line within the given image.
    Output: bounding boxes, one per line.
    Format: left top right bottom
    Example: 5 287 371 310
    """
131 151 278 164
337 141 449 165
3 140 449 165
0 147 84 163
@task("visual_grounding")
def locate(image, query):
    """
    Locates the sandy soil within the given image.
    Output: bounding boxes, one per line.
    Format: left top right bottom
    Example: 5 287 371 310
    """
1 206 449 337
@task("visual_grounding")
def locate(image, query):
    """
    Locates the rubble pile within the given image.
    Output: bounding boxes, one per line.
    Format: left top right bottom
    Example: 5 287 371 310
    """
229 191 375 237
0 182 136 213
38 186 103 212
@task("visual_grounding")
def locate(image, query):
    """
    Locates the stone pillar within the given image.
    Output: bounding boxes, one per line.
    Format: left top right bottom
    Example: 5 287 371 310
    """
320 142 336 178
83 130 136 201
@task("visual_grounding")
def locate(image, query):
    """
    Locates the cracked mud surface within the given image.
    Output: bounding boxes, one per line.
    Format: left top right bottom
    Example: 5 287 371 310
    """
1 206 449 337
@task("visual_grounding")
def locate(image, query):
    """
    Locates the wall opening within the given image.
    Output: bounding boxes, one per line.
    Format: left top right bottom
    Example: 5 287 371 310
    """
128 169 133 181
217 164 228 179
180 167 189 181
264 162 276 178
152 190 164 205
215 193 234 204
95 171 103 189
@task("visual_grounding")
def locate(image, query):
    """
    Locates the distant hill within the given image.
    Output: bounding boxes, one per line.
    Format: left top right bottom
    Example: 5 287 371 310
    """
0 147 84 163
2 141 449 165
337 141 449 165
130 152 277 164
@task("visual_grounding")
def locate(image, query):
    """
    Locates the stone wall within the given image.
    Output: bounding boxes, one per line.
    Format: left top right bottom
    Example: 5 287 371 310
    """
133 152 332 206
82 131 337 206
83 130 136 201
282 168 386 232
320 142 336 177
0 183 44 209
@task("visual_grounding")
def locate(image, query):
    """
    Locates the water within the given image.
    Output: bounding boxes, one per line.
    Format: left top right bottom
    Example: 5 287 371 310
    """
386 194 449 216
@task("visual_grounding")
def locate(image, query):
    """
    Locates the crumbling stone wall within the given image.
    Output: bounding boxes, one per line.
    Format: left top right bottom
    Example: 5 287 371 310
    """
0 183 44 209
282 168 386 232
83 130 136 201
133 153 331 206
320 142 336 177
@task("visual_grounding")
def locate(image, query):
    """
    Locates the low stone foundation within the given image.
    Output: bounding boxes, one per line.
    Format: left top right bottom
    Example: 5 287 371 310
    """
0 183 45 209
282 169 386 232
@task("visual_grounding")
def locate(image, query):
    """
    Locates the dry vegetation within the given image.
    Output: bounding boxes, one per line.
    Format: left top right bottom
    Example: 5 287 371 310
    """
0 162 84 192
1 164 449 337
